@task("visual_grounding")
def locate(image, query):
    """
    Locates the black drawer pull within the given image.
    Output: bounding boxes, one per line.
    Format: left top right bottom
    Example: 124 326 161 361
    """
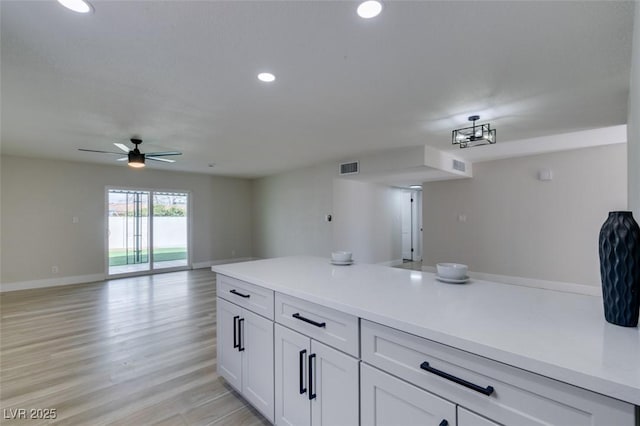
308 353 317 400
230 289 250 298
299 349 307 394
420 361 494 396
238 318 245 352
233 315 239 349
292 313 326 328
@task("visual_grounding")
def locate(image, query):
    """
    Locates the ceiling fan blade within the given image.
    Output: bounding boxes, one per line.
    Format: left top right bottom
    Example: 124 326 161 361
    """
78 148 124 155
144 151 182 157
147 156 176 163
114 143 130 153
116 157 128 161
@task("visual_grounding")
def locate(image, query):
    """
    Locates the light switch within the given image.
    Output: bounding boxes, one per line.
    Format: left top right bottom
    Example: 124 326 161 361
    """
458 214 467 223
72 216 79 224
538 169 553 181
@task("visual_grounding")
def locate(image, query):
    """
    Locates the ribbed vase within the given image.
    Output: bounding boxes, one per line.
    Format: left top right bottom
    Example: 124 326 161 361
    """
598 211 640 327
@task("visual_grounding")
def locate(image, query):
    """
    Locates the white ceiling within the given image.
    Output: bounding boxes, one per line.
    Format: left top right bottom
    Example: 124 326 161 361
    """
0 1 634 178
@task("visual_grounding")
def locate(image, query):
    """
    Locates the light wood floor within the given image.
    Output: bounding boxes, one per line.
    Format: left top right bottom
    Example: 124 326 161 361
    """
0 269 270 425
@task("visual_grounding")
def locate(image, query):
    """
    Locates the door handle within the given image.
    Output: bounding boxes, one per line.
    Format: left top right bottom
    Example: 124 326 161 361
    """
238 318 245 352
439 420 448 426
420 361 494 396
308 353 317 400
233 315 239 349
299 349 307 394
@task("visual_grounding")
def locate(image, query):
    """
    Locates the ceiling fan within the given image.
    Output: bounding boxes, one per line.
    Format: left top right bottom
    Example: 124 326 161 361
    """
78 138 182 168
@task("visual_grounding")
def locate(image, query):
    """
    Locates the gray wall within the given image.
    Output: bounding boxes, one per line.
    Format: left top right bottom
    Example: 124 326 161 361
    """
629 3 640 217
252 162 335 258
1 155 253 285
422 144 627 286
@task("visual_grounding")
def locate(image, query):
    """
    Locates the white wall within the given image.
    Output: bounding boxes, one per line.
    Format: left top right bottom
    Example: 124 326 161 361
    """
629 3 640 217
251 160 405 263
422 144 627 286
0 155 253 286
332 179 403 264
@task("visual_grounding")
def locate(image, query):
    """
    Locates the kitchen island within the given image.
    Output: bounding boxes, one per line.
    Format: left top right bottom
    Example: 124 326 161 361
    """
213 256 639 425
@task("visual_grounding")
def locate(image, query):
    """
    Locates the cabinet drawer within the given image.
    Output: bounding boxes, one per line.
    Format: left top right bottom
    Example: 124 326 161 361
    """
361 362 455 426
275 293 359 357
458 407 500 426
361 320 635 426
217 274 274 320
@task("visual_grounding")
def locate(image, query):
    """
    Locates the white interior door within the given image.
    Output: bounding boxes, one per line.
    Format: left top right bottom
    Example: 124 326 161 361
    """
412 190 422 261
401 192 413 260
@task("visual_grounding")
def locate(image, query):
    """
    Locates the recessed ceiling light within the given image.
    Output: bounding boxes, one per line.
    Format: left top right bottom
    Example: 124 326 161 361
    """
57 0 93 13
257 72 276 83
409 185 422 190
357 0 382 19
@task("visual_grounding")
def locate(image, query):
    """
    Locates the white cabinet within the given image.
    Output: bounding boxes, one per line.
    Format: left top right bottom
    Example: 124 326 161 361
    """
217 297 243 390
275 324 359 426
217 297 274 423
275 293 359 357
361 319 636 426
457 408 499 426
361 362 455 426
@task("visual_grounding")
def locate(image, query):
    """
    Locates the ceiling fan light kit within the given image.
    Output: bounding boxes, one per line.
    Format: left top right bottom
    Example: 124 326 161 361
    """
78 138 182 169
452 115 497 149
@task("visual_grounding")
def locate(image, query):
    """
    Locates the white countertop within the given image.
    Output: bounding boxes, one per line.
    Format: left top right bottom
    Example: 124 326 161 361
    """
212 256 640 405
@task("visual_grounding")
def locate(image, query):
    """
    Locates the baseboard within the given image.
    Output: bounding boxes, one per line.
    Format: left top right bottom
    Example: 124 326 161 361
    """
197 257 258 269
421 265 600 297
0 273 106 293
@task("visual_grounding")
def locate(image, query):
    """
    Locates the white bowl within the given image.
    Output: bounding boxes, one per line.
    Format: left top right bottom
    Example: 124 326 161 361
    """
436 263 468 280
331 251 353 262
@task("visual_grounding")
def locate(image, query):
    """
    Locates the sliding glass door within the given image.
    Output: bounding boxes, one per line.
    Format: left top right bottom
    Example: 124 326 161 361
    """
107 188 189 276
152 192 188 270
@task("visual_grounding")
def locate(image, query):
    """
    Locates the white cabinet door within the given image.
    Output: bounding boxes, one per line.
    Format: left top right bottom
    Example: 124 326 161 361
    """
242 309 275 423
458 407 500 426
217 297 242 390
311 340 359 426
275 324 311 426
361 363 456 426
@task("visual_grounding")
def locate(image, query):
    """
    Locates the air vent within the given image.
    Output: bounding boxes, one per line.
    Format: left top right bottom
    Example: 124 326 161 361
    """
339 161 359 175
452 159 466 172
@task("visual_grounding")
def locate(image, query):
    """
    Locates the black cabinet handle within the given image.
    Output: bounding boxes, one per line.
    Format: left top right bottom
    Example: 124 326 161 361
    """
233 315 239 349
308 353 317 400
439 420 448 426
230 289 250 298
238 318 245 352
299 349 307 394
292 313 326 328
420 362 494 396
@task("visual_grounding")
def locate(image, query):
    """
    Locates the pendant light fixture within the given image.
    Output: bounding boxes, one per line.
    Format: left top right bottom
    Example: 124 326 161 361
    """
452 115 496 148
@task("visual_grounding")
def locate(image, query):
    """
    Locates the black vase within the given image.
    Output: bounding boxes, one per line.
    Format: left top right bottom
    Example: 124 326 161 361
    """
598 211 640 327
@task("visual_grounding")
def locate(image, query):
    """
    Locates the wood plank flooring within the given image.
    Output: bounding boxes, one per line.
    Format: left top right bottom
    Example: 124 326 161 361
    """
0 269 270 425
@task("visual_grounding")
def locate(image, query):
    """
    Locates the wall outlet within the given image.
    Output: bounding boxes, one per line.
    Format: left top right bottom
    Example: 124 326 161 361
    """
231 249 236 257
457 214 467 223
51 266 59 274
